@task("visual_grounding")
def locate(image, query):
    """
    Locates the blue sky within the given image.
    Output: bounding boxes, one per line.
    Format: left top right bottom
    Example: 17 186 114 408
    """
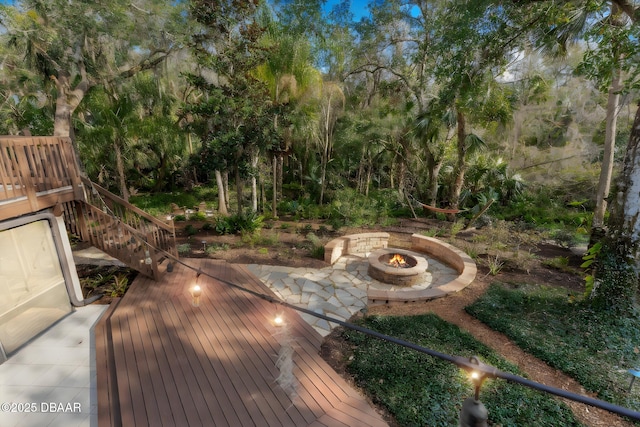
325 0 371 21
0 0 375 20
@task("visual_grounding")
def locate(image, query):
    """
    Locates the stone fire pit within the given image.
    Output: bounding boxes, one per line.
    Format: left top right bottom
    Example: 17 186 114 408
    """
367 248 428 287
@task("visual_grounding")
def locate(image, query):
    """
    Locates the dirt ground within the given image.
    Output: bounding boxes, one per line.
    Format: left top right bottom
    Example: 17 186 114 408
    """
78 217 632 426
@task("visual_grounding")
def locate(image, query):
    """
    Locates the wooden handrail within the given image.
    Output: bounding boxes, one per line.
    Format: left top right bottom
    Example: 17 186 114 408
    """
80 202 158 279
80 176 174 234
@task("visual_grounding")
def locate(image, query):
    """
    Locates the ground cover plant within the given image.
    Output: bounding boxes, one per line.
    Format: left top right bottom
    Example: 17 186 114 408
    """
340 313 583 426
466 283 640 410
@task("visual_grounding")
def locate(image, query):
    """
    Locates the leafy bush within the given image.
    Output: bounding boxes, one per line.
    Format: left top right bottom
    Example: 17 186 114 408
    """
205 243 229 256
306 233 324 259
130 192 199 217
215 216 233 235
177 243 191 255
231 211 263 234
214 211 263 235
107 274 129 297
466 283 640 407
190 211 207 221
542 256 570 271
327 188 401 228
277 196 327 220
549 228 578 248
342 314 581 426
184 224 198 236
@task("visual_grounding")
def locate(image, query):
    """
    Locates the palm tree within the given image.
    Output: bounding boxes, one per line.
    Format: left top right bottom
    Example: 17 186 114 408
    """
75 86 138 201
254 14 322 213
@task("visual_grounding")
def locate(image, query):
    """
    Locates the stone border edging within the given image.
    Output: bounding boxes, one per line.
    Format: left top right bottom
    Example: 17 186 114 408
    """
324 232 476 306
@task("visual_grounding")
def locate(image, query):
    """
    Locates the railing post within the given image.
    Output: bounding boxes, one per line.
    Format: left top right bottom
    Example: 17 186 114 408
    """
60 137 85 202
13 143 38 212
146 231 160 281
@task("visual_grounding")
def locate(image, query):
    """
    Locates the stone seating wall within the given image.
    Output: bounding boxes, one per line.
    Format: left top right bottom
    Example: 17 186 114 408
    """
324 232 390 265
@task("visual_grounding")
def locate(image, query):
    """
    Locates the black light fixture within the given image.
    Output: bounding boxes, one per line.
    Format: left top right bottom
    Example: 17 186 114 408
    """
459 356 489 427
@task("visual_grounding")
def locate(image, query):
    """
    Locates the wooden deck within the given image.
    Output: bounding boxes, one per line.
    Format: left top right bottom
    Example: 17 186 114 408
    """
95 258 388 427
0 136 83 221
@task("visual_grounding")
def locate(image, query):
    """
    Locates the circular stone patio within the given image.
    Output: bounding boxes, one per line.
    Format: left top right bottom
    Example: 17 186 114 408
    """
246 233 476 337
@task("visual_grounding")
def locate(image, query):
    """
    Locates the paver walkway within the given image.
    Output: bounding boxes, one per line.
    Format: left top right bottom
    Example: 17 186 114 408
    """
246 252 458 337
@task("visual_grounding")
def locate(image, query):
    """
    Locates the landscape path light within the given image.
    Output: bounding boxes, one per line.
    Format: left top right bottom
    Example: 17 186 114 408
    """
458 356 493 427
191 269 203 307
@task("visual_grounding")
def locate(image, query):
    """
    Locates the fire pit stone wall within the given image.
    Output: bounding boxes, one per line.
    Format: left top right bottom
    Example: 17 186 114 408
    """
367 248 428 287
324 232 390 264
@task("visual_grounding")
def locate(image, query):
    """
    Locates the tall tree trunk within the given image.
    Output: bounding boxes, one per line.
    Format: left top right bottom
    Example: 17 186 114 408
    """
427 160 444 207
235 165 243 214
365 162 372 197
223 171 230 209
260 174 266 214
450 110 468 217
251 154 258 212
320 146 328 205
114 142 130 202
278 154 284 201
53 72 88 139
593 67 623 229
591 101 640 313
215 170 228 216
272 155 278 218
357 145 366 193
319 136 329 205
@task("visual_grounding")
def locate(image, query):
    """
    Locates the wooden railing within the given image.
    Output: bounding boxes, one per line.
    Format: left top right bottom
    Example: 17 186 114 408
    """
81 177 177 255
0 136 83 221
0 135 177 279
72 177 177 279
70 201 160 279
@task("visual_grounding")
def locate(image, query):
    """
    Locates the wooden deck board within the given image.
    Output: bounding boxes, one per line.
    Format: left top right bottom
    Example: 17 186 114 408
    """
97 258 387 427
194 281 301 426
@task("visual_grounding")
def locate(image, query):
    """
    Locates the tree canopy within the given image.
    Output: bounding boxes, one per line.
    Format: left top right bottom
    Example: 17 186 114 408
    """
2 0 640 308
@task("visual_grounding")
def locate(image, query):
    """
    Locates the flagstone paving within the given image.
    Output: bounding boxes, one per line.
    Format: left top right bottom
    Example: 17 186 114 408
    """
246 252 459 337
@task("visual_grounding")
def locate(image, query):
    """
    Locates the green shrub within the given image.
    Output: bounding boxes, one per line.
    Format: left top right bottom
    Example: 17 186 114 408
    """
542 256 570 271
177 243 191 255
184 224 198 236
306 233 324 259
201 222 214 231
129 192 199 216
549 228 578 248
231 211 263 234
205 243 229 255
327 188 388 228
466 282 640 407
107 274 129 297
214 211 263 235
343 314 581 426
215 217 233 234
190 211 207 221
173 214 186 222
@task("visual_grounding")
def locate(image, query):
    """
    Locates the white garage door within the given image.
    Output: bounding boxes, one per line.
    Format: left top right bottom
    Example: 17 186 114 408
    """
0 220 72 356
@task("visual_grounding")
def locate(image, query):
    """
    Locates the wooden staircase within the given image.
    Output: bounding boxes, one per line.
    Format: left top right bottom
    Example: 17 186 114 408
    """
0 135 176 280
62 177 177 280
